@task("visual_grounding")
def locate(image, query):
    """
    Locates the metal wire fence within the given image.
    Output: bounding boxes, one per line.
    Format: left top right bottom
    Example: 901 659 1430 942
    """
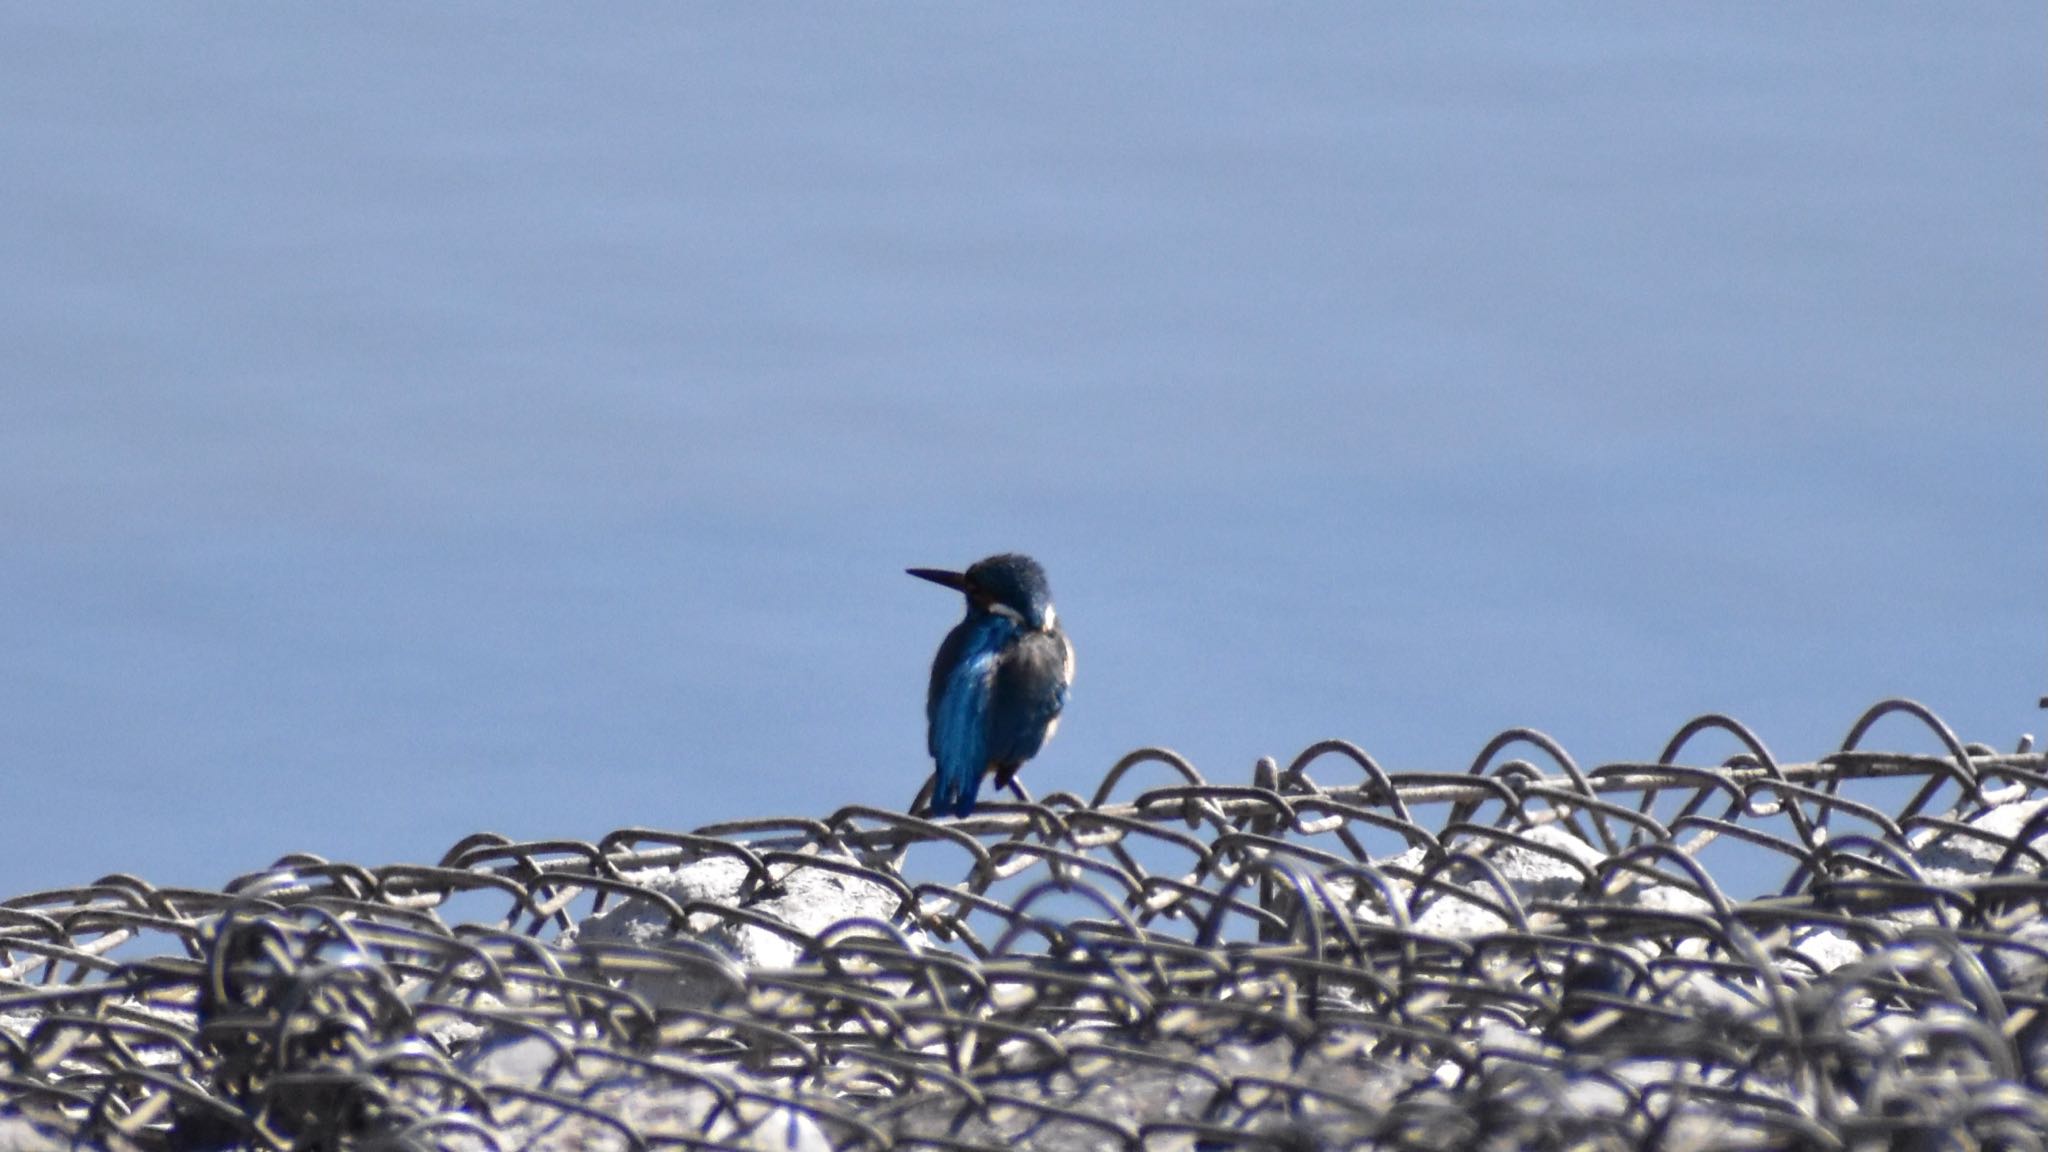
3 698 2046 1151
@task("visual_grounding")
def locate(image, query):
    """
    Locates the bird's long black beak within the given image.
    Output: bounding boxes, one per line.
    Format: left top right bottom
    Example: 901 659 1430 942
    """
906 567 968 591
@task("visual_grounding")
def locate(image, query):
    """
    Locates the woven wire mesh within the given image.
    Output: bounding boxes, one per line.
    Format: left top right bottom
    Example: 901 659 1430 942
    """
4 698 2047 1151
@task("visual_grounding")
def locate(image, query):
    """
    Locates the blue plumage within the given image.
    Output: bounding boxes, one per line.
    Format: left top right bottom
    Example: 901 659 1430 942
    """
909 554 1073 818
928 613 1011 816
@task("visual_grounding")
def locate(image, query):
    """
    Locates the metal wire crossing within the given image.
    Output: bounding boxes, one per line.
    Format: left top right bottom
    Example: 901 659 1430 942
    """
3 699 2046 1150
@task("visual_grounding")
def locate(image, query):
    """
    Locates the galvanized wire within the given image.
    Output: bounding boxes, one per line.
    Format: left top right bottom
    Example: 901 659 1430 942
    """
2 698 2046 1151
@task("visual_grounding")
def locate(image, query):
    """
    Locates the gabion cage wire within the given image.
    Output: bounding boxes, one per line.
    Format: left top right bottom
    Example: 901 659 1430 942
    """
2 699 2046 1151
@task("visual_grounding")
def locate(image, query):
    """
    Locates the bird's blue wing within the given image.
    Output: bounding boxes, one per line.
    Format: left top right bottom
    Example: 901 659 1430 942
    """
927 615 1015 817
987 629 1072 769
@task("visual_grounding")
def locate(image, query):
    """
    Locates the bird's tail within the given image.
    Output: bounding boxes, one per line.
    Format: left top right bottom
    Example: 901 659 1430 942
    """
932 758 981 818
930 645 998 818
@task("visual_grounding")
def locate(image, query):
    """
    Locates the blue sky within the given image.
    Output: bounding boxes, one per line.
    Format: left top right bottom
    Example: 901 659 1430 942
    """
0 7 2040 895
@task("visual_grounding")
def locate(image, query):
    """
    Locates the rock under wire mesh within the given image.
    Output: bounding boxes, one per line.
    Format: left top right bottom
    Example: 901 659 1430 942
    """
3 698 2047 1151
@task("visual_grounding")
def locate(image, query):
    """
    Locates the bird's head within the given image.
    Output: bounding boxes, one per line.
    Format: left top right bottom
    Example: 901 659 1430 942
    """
908 553 1058 632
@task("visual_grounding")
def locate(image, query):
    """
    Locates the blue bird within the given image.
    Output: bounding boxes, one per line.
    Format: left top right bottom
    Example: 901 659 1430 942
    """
908 554 1074 818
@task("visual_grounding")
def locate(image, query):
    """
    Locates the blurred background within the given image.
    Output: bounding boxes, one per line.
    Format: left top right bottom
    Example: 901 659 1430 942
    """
0 7 2040 896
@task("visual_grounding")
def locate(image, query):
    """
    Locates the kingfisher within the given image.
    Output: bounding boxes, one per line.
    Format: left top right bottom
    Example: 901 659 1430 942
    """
907 553 1073 818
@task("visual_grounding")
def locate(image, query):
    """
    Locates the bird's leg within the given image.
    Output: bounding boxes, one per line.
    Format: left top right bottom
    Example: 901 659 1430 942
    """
992 762 1028 802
